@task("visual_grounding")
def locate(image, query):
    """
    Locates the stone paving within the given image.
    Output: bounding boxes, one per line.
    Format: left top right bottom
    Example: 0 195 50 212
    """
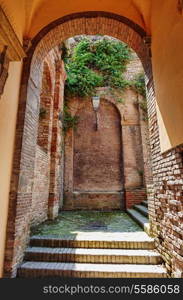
31 211 142 236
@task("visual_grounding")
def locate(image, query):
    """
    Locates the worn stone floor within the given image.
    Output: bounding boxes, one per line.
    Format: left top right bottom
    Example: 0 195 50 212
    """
31 211 142 236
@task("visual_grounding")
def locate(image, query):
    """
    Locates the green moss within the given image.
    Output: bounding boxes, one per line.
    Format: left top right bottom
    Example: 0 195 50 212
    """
31 211 142 236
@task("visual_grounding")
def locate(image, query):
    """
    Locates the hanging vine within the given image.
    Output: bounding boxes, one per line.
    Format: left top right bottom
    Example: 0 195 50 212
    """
62 37 147 130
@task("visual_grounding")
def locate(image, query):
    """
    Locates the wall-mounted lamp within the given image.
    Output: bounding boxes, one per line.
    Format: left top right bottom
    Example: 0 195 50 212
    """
92 95 100 130
92 95 100 111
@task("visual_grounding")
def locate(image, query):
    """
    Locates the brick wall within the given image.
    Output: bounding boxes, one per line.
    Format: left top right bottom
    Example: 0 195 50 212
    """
146 72 183 277
3 47 66 277
31 145 50 225
63 53 152 210
64 97 124 210
31 59 54 226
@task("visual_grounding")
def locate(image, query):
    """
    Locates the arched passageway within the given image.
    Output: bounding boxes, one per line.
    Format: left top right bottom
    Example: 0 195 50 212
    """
3 11 182 278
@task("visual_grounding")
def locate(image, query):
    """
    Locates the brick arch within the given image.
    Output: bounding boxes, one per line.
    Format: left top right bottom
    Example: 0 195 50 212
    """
29 11 150 87
4 11 153 277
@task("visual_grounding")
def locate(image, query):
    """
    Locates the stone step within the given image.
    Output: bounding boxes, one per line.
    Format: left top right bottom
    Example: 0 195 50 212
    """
30 233 155 249
141 200 148 208
25 247 162 264
18 261 167 278
134 204 148 217
127 209 149 234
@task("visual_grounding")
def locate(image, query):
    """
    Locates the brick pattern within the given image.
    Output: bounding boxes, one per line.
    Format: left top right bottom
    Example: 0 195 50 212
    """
64 81 152 210
31 145 50 225
3 47 66 277
63 192 124 211
145 72 183 277
31 59 54 226
125 188 147 209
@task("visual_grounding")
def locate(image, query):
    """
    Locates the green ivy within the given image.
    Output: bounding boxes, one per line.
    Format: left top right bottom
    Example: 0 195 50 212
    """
63 106 79 132
130 73 146 99
63 38 131 99
130 73 148 120
62 38 148 128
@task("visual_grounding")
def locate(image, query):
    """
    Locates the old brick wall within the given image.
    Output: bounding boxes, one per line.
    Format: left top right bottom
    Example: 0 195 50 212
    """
3 46 66 277
73 100 123 192
64 98 123 210
146 75 183 277
31 145 50 225
31 59 55 226
63 53 152 210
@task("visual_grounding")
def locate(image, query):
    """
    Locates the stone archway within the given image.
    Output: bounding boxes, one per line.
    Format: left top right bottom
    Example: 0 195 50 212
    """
4 11 155 277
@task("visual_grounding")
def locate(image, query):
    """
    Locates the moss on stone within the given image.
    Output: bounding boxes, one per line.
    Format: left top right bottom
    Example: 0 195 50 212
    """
31 211 142 236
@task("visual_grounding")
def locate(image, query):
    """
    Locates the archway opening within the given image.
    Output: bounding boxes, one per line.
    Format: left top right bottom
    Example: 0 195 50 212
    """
4 12 155 277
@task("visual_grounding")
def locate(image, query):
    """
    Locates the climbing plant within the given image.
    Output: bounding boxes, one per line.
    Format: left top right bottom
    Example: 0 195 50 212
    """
62 105 79 133
62 37 148 129
130 72 148 120
130 73 146 99
63 38 131 99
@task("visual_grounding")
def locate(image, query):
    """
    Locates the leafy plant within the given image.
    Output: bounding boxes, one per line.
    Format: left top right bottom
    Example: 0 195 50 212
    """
63 38 132 99
130 72 148 120
130 73 146 99
63 106 79 132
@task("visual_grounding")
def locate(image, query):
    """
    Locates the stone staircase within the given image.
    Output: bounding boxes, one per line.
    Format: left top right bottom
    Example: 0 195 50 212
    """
18 232 167 278
127 200 150 234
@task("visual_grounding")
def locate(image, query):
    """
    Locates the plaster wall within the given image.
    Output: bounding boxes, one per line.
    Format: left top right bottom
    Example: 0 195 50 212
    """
0 61 22 277
151 0 183 152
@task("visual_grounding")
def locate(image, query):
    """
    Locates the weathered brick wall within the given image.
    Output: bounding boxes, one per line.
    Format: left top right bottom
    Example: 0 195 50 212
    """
73 100 123 192
155 145 183 277
31 58 55 226
31 145 50 225
63 52 152 210
125 188 147 209
124 53 153 205
64 98 124 210
3 46 66 277
146 71 183 277
31 52 66 225
63 88 150 210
